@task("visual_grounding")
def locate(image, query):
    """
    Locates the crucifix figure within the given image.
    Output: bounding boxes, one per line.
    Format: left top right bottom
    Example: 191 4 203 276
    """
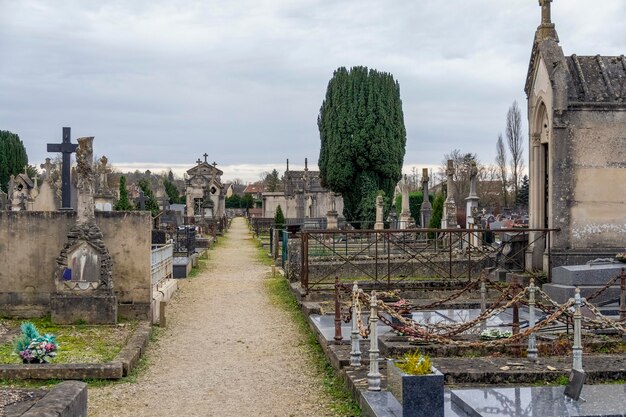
47 127 78 209
540 0 552 25
135 189 148 211
203 153 208 163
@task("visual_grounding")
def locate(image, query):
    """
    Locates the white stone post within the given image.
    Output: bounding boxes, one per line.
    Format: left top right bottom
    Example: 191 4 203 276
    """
572 288 583 371
367 291 381 391
527 279 538 362
350 282 362 367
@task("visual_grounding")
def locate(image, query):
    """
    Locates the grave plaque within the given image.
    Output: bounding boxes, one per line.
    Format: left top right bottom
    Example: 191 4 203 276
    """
564 369 586 401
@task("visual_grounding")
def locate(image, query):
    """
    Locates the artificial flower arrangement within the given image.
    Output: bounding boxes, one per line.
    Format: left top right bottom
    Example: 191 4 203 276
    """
395 349 433 375
480 328 512 340
615 252 626 263
14 322 58 364
390 298 412 315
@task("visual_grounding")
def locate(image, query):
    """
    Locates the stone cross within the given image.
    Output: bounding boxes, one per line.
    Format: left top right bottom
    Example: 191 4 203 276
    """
212 161 217 167
40 158 54 178
540 0 552 25
196 158 202 164
98 156 111 193
135 190 148 211
75 137 96 224
47 127 78 209
203 153 208 163
33 172 39 189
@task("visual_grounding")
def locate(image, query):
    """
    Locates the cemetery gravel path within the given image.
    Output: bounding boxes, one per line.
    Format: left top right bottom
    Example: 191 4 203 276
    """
88 217 337 417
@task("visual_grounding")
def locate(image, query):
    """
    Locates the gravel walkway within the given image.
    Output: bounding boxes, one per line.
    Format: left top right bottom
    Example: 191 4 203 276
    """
89 218 335 416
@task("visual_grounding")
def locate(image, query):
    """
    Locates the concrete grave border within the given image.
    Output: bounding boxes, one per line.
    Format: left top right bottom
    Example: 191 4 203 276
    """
0 321 151 380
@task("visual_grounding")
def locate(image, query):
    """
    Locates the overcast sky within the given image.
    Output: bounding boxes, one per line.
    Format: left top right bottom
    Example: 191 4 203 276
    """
1 1 625 183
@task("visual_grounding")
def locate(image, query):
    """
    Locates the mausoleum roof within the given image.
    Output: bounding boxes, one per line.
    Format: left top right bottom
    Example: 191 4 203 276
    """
566 55 626 104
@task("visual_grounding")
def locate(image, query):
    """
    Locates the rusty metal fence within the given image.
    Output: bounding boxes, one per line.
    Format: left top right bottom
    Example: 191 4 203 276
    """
299 228 558 293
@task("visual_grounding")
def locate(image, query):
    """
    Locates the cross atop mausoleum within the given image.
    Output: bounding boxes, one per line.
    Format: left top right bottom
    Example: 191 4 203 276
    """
540 0 552 25
203 153 208 163
196 158 202 164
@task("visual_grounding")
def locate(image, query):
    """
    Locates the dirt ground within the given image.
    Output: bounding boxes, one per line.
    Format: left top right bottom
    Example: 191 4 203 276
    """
88 218 336 417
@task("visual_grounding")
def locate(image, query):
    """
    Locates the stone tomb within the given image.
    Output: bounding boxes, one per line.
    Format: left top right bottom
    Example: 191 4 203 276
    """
451 384 626 417
543 263 625 304
50 136 117 324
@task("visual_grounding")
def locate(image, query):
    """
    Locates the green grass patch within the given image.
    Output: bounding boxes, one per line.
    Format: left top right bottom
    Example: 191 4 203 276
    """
0 317 136 365
265 274 361 416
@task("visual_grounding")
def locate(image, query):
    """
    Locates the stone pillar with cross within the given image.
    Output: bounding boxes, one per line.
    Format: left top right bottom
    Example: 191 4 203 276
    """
47 127 78 210
420 168 432 228
51 135 116 324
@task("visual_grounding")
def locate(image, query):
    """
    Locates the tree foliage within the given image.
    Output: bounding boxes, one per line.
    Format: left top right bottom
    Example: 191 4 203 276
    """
137 178 160 216
506 101 524 199
226 194 254 209
274 205 285 230
0 130 28 193
429 193 445 230
114 176 134 211
163 177 183 204
516 175 529 208
263 169 281 192
318 66 406 226
495 133 508 207
440 150 482 204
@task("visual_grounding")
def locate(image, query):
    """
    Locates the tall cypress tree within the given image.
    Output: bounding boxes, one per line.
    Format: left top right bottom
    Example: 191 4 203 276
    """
318 66 406 226
114 176 134 211
0 130 28 192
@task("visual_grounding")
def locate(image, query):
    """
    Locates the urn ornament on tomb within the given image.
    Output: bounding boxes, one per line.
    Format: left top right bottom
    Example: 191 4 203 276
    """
50 136 117 325
386 357 444 417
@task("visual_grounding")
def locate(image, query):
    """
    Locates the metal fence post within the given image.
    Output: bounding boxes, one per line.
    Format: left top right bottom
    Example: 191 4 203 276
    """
573 288 583 371
367 291 381 391
334 277 343 345
619 268 626 321
528 278 538 362
350 282 362 367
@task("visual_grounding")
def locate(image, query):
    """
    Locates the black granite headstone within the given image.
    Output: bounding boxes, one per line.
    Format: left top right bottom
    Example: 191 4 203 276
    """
564 369 586 401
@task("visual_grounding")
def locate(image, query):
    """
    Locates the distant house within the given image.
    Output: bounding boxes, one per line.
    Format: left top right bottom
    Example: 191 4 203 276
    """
243 182 265 201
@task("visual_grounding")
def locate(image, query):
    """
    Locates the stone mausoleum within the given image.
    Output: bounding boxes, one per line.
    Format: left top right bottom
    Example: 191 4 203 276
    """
185 154 225 220
262 159 343 220
525 0 626 271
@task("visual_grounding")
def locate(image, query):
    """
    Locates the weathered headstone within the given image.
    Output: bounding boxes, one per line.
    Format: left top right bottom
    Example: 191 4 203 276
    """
442 159 457 228
374 194 384 230
50 136 117 324
0 189 7 210
47 127 78 210
399 175 412 229
465 161 480 248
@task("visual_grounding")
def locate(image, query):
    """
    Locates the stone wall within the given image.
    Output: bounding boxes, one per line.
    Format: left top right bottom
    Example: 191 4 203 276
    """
569 110 626 248
0 211 152 319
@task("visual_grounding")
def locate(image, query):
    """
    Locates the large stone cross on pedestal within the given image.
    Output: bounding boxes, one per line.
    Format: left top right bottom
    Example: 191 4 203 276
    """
47 127 78 210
